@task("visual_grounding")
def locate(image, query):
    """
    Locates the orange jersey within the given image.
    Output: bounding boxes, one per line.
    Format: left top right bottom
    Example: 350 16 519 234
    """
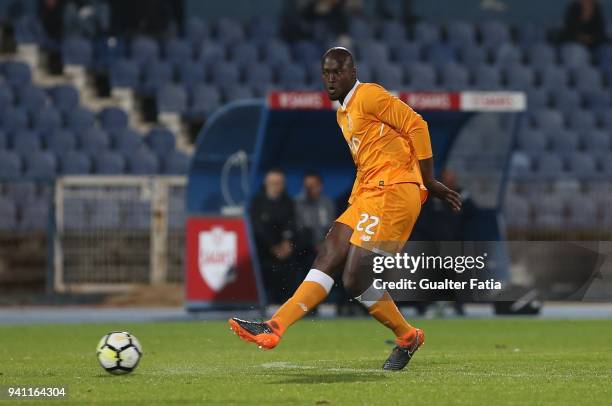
336 82 433 203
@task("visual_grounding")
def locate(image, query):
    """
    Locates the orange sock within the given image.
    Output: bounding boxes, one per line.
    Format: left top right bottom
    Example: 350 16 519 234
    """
269 269 334 335
358 289 414 338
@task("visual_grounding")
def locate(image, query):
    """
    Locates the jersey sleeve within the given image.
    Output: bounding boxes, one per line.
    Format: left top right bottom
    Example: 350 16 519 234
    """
361 84 433 160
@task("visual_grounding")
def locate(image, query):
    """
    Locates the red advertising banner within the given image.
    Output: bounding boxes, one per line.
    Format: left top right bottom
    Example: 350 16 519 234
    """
185 216 260 308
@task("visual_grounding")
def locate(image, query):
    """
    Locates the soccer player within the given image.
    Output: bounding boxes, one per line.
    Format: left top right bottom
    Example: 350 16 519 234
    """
229 47 461 370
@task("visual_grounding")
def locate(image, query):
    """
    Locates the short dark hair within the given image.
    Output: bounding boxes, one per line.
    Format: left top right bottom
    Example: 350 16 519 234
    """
303 171 322 182
267 167 285 176
321 47 354 68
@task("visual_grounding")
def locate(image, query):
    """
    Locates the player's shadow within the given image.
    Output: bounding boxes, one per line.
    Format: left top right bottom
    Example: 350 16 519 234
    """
267 372 387 384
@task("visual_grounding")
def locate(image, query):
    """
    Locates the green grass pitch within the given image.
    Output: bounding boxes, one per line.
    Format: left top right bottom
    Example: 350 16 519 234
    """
1 318 611 405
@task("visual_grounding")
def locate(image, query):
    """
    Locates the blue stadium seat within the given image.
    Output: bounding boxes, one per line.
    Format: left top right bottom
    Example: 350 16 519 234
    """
62 35 93 66
357 41 389 63
509 151 532 178
99 107 129 132
534 153 564 179
248 16 278 43
63 199 87 229
440 63 469 91
210 62 240 91
504 65 534 90
530 109 564 131
12 131 41 154
163 151 190 174
549 129 579 153
3 181 36 204
349 18 374 41
532 194 564 228
526 89 550 110
472 65 501 89
493 43 523 66
425 44 457 67
19 200 49 230
517 129 547 153
571 66 603 92
0 131 5 149
446 21 477 48
131 36 160 66
128 147 159 174
380 21 407 45
13 15 44 45
560 43 590 68
112 128 144 154
49 84 79 112
110 58 140 89
121 200 151 229
567 110 596 131
61 150 92 174
550 88 581 113
245 64 272 93
78 128 110 154
186 17 209 46
164 38 192 65
458 45 488 70
92 36 127 70
2 61 32 88
568 152 597 178
142 61 174 94
582 89 611 112
0 85 14 110
89 200 121 228
391 42 421 66
33 107 62 131
223 84 255 102
188 85 221 117
414 22 441 45
598 108 612 129
0 151 22 178
373 64 403 89
1 107 28 133
277 63 307 89
216 18 245 45
197 41 226 66
567 195 597 228
177 61 206 87
18 85 48 113
516 23 546 46
354 63 373 83
66 107 95 133
405 63 436 90
0 199 17 230
262 40 292 67
157 84 188 114
24 151 57 179
46 130 77 154
93 151 126 174
526 43 556 68
581 130 609 151
480 21 510 48
228 42 259 68
504 195 530 228
144 127 175 157
292 41 321 65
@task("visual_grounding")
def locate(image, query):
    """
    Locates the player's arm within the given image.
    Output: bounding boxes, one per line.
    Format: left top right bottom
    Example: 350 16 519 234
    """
418 157 461 212
363 85 461 211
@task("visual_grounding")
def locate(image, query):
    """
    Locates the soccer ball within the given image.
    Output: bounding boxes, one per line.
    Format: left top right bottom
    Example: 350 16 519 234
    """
96 331 143 375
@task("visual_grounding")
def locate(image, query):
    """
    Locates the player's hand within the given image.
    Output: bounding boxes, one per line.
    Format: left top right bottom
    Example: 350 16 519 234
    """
427 181 462 212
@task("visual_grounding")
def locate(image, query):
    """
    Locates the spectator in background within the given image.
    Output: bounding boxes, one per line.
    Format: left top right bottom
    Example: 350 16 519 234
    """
39 0 66 42
282 0 350 42
295 172 336 254
250 169 298 304
563 0 607 49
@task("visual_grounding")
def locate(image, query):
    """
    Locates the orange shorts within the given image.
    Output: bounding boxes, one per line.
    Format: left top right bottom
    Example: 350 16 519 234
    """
336 182 426 255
